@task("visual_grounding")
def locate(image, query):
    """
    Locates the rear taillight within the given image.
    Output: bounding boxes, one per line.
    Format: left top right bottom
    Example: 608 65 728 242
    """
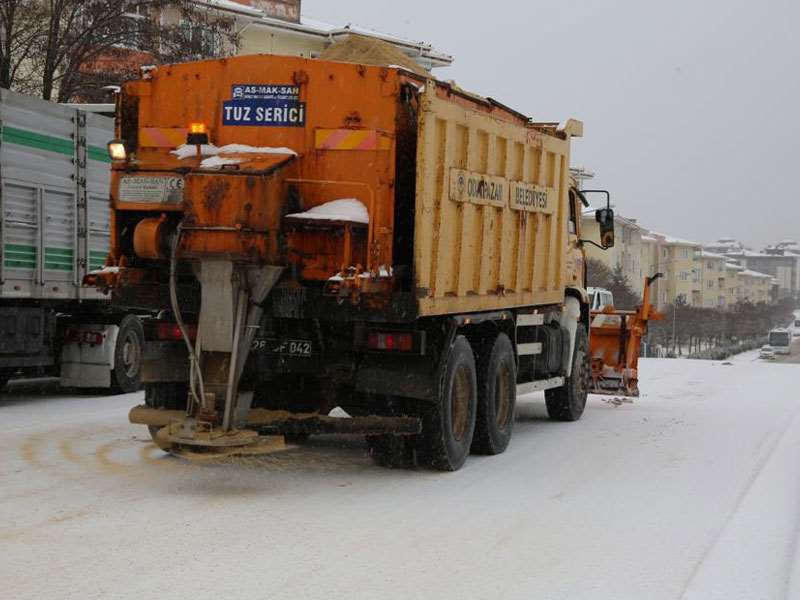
367 332 414 353
155 322 197 342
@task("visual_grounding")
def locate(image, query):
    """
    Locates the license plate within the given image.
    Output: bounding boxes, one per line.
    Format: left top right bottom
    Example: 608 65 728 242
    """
252 338 313 358
119 176 184 204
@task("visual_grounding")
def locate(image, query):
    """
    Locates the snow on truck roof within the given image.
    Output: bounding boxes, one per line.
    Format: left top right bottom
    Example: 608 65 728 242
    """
286 199 370 225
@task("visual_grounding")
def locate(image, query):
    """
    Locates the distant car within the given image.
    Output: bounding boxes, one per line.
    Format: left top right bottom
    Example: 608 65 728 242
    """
768 329 792 355
759 345 776 360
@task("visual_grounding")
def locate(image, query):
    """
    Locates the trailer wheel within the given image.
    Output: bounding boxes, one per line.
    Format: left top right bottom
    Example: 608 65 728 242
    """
419 335 477 471
111 315 144 394
471 333 516 455
545 325 589 421
144 382 187 451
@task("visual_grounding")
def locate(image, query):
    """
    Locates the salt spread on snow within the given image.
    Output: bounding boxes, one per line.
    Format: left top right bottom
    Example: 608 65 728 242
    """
286 199 369 224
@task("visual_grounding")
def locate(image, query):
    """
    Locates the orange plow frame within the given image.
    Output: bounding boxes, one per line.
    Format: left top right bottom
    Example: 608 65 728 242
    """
588 274 664 397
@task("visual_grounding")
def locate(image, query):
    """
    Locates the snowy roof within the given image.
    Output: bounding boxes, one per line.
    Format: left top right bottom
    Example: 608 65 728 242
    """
237 13 453 67
650 231 700 247
581 206 645 232
724 262 745 271
191 2 453 67
196 0 263 17
641 235 659 243
739 269 772 279
698 250 728 260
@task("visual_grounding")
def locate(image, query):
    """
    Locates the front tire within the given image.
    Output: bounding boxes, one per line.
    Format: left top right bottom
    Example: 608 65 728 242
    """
545 325 589 421
419 335 477 471
472 333 516 455
110 315 144 394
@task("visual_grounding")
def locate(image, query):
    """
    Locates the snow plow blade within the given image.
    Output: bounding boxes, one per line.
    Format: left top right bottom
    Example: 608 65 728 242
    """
588 274 664 397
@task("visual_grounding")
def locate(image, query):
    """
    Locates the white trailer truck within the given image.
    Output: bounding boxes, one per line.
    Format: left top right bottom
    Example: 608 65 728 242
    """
0 89 142 392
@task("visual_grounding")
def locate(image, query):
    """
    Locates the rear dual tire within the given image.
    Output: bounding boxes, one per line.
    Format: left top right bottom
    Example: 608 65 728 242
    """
419 335 478 471
471 333 516 455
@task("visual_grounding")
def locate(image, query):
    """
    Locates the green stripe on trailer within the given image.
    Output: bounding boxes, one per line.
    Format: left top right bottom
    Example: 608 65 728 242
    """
3 243 37 269
88 145 111 163
44 247 74 271
89 250 108 270
2 125 73 156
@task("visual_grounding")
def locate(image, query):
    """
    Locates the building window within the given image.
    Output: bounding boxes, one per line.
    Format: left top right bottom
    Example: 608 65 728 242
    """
707 280 714 289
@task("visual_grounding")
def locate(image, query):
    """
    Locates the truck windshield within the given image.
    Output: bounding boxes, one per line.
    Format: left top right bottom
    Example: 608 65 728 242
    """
769 331 790 347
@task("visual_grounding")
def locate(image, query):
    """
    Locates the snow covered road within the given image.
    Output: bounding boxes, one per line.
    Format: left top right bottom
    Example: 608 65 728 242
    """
2 356 799 600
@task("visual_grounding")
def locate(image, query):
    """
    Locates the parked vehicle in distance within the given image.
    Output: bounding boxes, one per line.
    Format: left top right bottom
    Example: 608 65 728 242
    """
768 329 791 355
588 287 614 311
759 345 776 360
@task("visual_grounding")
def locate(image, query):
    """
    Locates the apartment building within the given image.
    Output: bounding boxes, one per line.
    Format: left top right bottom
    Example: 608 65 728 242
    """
728 249 800 302
71 0 453 101
737 270 774 304
694 251 729 308
581 209 646 296
649 232 701 308
723 261 744 307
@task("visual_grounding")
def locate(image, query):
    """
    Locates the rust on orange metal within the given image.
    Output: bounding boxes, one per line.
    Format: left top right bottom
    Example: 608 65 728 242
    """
139 127 189 148
314 129 391 151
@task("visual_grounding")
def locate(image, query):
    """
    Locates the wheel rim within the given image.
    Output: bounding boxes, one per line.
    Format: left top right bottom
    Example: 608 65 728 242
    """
494 362 511 428
120 331 141 378
451 365 471 442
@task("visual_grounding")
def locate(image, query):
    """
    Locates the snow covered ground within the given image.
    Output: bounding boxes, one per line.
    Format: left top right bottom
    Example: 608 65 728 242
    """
2 355 800 600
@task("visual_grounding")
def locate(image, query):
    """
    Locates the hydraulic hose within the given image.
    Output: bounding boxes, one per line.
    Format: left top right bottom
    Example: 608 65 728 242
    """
169 223 206 410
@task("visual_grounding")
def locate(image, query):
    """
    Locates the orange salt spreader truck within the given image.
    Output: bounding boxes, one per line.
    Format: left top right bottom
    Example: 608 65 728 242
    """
91 53 656 470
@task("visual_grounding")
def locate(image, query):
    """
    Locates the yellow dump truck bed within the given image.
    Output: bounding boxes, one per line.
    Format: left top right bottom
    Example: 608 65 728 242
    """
412 84 579 316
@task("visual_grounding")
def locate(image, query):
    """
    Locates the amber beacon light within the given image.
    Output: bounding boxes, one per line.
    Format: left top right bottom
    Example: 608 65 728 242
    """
187 122 209 145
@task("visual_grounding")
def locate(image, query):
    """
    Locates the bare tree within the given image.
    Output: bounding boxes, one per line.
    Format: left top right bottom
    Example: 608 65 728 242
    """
3 1 240 102
0 0 44 93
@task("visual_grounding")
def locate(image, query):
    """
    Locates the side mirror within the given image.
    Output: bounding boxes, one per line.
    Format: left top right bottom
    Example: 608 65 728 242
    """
596 208 615 249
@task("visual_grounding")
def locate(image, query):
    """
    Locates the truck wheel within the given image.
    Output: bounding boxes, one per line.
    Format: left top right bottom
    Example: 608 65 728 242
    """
111 315 144 394
471 333 516 455
419 335 477 471
545 325 589 422
145 383 187 451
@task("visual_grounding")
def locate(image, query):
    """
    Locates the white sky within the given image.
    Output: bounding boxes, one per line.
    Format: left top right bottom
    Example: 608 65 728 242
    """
303 0 800 248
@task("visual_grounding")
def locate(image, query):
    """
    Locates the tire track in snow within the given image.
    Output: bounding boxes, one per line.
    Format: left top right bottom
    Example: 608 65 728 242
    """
679 408 800 599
